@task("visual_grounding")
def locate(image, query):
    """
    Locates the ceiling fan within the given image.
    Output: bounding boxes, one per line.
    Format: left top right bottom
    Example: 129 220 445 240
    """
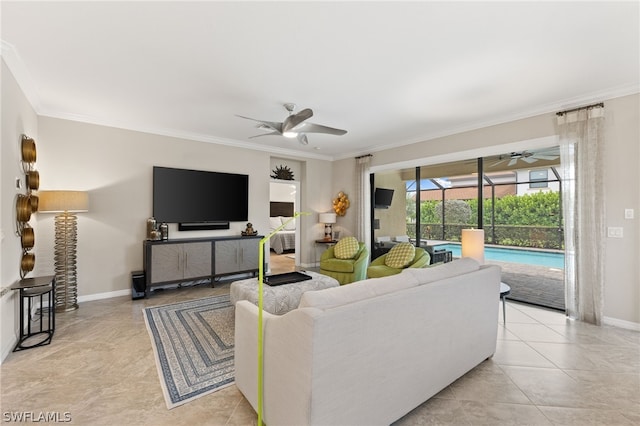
237 103 347 145
489 148 560 168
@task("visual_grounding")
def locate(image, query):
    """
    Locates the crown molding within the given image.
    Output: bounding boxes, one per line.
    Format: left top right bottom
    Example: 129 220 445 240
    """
38 109 334 162
1 40 42 112
335 84 640 161
2 40 333 162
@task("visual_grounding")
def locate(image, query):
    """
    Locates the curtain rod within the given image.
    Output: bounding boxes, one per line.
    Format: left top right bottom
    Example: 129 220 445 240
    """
355 154 373 159
556 102 604 116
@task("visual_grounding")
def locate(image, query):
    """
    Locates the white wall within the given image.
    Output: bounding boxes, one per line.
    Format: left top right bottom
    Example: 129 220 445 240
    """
1 59 39 361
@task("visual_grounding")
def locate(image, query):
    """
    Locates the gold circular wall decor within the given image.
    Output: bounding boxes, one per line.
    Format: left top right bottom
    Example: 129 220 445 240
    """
26 170 40 190
21 226 35 249
29 194 39 212
21 135 37 163
18 134 39 279
16 194 32 222
20 253 35 276
332 191 350 216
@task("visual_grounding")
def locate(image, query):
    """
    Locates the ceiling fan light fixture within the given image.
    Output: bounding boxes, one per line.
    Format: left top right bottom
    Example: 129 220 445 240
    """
283 131 298 138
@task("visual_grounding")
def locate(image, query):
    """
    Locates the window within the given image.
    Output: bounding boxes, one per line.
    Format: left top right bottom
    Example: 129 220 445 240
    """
530 170 548 188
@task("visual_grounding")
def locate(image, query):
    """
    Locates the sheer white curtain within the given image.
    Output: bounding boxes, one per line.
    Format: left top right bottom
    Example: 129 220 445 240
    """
557 106 605 324
355 155 372 242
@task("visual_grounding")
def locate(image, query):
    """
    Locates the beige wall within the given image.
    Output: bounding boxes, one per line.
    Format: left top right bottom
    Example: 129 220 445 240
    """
1 62 334 359
330 158 357 240
32 118 334 287
373 171 407 239
368 94 640 327
1 59 39 360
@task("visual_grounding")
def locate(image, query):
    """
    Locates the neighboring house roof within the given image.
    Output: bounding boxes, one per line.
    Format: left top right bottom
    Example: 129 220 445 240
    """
416 185 517 201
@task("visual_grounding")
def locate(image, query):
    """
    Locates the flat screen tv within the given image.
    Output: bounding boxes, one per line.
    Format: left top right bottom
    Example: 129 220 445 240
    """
153 166 249 225
374 188 394 209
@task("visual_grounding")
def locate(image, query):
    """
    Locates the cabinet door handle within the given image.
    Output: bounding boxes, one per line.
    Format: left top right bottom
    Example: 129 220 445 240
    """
184 252 188 270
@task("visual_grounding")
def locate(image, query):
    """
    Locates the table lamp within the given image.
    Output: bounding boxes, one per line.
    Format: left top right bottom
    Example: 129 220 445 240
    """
38 190 89 312
318 212 337 241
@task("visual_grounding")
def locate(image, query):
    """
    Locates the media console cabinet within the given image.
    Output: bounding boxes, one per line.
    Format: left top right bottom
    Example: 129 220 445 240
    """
143 235 262 297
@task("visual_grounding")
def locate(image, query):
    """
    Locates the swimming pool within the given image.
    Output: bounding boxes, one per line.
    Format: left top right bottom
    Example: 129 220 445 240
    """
432 244 565 269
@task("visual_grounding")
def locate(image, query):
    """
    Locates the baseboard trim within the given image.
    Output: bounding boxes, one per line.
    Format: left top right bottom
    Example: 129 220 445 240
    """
603 316 640 331
0 336 17 365
78 289 132 304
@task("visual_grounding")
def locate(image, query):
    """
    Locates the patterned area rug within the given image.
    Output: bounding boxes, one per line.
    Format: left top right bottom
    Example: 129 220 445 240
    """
143 295 235 409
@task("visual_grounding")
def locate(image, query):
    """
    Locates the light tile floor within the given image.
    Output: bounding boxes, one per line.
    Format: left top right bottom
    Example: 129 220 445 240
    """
1 281 638 425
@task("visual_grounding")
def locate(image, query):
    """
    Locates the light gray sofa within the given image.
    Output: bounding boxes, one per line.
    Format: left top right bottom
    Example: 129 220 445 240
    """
234 258 501 425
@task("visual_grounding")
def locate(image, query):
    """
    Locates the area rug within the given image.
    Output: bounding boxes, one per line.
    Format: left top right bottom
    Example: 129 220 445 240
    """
143 294 235 409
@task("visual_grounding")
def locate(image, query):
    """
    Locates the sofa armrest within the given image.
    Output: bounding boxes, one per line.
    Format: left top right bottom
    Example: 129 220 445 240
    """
235 300 321 425
234 300 277 413
370 253 387 266
410 252 430 269
352 245 370 281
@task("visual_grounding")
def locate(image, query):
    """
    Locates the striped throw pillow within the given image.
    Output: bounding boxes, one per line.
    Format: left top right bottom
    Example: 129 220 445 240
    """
385 242 416 268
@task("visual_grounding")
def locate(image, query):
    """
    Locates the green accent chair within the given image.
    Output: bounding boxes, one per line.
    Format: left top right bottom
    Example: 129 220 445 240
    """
319 242 369 285
367 247 430 278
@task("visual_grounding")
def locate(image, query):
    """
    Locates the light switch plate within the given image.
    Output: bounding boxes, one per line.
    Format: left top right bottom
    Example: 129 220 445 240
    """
607 227 623 238
624 209 634 219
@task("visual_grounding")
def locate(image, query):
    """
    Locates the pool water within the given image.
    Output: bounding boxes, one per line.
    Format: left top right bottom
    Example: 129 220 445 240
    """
433 244 565 269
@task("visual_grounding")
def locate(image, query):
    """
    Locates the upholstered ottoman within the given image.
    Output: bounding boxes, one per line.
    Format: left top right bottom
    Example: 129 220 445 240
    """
230 271 339 315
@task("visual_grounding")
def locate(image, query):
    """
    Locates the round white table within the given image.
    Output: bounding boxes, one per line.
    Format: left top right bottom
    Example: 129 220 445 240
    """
500 282 511 324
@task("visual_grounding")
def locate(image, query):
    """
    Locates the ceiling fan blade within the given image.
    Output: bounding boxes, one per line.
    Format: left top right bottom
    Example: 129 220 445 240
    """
489 159 507 167
297 133 309 145
522 156 537 164
508 158 518 167
236 115 283 133
282 108 314 132
248 132 281 139
295 122 347 135
532 154 559 160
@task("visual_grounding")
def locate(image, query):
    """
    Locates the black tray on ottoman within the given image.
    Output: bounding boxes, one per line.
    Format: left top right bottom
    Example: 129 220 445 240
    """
264 271 312 286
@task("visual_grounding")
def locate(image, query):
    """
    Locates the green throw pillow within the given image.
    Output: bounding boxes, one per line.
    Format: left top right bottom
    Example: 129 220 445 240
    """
334 237 360 259
385 242 416 268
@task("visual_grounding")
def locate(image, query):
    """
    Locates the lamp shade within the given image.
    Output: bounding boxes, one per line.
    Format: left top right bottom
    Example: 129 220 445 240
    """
38 191 89 213
461 229 485 264
318 212 336 224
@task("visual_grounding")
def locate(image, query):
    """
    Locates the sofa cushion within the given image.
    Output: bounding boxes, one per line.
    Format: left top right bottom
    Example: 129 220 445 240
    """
403 257 480 285
299 270 420 310
334 237 360 259
384 242 415 268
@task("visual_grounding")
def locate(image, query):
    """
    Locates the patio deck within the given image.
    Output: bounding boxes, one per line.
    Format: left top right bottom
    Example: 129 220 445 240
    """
487 260 565 311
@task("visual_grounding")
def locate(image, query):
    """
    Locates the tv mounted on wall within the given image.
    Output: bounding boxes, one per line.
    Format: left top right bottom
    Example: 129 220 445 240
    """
153 166 249 229
374 188 394 209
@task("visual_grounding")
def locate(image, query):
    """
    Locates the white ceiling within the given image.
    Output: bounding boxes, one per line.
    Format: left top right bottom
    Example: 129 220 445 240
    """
1 1 638 160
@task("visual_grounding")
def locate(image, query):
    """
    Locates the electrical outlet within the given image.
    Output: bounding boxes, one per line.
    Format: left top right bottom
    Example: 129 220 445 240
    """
607 227 623 238
625 209 634 219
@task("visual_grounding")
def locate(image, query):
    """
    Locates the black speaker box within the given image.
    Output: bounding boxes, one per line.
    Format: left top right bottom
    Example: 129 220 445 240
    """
131 270 146 300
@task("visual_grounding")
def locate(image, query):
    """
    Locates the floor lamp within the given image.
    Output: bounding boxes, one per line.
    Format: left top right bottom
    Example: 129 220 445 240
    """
461 229 485 264
38 190 89 312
